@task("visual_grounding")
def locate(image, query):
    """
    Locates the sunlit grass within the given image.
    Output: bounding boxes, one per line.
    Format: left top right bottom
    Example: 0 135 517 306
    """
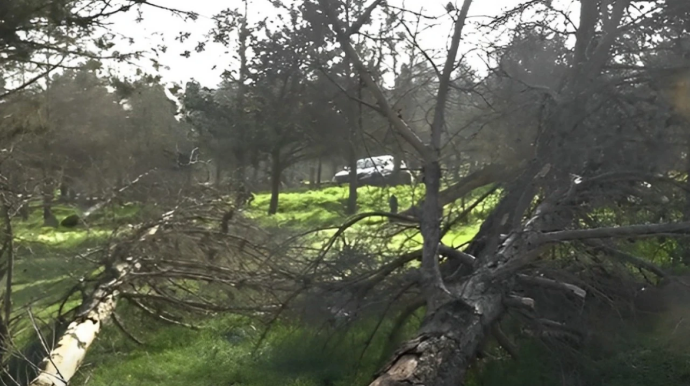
13 184 494 385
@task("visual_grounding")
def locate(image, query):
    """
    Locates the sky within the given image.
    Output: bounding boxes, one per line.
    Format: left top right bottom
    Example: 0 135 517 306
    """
103 0 556 89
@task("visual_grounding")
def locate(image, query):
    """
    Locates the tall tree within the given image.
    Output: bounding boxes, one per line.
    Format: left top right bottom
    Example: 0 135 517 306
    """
303 0 690 384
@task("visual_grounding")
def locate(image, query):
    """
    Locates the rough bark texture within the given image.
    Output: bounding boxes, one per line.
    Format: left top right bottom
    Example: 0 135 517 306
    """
420 161 445 310
369 182 549 385
370 275 503 386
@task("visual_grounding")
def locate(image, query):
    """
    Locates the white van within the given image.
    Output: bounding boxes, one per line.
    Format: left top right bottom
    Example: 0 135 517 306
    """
332 155 412 186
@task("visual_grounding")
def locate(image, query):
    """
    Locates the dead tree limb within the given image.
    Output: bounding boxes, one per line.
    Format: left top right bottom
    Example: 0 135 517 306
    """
438 244 476 267
491 324 519 361
540 221 690 243
111 312 144 345
516 274 587 299
29 216 170 386
584 241 667 278
400 164 509 218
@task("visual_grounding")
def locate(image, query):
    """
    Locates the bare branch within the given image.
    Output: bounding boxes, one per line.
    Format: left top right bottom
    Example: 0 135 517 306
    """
111 312 144 345
504 295 535 310
540 222 690 244
516 274 586 299
438 244 476 267
585 241 667 278
491 324 519 360
317 0 430 159
346 0 386 36
430 0 473 152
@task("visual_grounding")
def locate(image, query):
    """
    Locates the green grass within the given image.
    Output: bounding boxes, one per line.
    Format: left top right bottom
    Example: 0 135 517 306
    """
10 184 690 386
7 202 138 347
246 185 494 254
71 310 422 386
246 184 425 229
9 184 478 386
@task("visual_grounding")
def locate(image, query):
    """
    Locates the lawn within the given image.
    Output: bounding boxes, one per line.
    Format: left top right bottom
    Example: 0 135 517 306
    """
10 185 690 386
59 184 495 385
246 184 496 251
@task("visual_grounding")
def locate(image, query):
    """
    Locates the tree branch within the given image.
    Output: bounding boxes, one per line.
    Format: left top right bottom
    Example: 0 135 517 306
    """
317 0 431 160
346 0 386 36
430 0 473 152
584 241 667 278
539 222 690 243
516 274 586 299
438 244 476 267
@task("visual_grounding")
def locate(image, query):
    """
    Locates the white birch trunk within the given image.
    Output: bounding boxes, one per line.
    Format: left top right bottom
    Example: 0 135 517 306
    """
29 224 162 386
30 292 117 386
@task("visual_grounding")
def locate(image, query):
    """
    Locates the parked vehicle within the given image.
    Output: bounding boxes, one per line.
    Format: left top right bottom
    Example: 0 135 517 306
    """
332 155 413 186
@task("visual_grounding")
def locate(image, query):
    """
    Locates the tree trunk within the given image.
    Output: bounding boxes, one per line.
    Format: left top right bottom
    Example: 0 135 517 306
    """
680 142 690 266
3 204 13 326
268 150 282 215
309 164 316 188
30 223 163 386
215 162 223 186
347 145 358 215
400 164 509 219
42 187 58 228
0 204 13 361
316 157 322 189
419 161 446 309
30 292 117 386
369 285 503 386
371 177 549 385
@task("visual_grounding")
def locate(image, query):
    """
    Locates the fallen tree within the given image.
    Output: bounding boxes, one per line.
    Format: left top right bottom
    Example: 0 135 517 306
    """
30 216 169 386
303 0 684 384
28 195 276 385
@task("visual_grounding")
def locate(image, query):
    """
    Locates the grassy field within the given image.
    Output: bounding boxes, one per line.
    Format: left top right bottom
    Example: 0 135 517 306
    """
6 184 488 386
246 184 494 251
10 185 690 386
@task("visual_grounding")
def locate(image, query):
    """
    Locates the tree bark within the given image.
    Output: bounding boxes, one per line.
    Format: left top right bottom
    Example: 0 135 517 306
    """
29 223 163 386
347 145 358 215
268 150 282 215
30 292 117 386
0 204 13 361
419 161 445 310
316 156 322 189
370 287 503 386
309 164 316 188
2 204 13 328
42 186 58 228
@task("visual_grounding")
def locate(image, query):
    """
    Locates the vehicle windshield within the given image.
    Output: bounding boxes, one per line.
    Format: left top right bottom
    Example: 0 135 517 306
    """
356 156 393 169
357 159 375 169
